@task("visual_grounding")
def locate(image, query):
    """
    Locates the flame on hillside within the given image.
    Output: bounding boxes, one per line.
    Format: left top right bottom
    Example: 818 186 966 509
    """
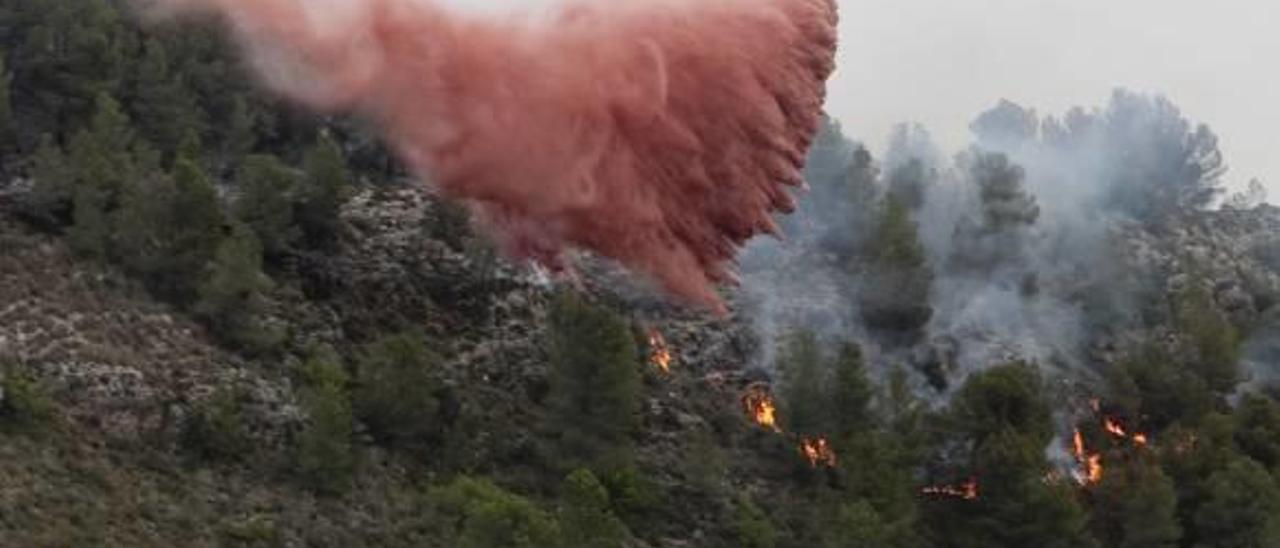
1070 412 1150 486
742 384 780 432
647 329 672 374
921 478 979 500
801 437 837 468
1103 416 1149 447
1072 429 1104 485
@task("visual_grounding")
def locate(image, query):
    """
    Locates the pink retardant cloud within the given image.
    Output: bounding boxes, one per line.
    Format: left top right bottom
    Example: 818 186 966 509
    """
140 0 839 312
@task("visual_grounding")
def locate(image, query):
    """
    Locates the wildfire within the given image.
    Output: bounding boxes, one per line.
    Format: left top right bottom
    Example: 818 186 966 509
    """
801 437 837 468
647 329 672 374
742 384 781 432
1104 417 1126 438
922 478 979 500
1102 416 1150 447
1072 429 1104 485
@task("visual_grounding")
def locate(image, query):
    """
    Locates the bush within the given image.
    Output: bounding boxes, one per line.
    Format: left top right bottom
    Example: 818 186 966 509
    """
182 383 251 463
427 476 563 548
735 495 778 548
353 330 445 446
295 347 355 494
599 465 661 531
0 365 55 430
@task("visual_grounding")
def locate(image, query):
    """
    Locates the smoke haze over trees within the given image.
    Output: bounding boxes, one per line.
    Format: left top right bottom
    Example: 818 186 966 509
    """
1 0 1279 547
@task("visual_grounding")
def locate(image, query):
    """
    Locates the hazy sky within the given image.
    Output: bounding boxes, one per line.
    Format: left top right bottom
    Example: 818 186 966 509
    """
445 0 1280 193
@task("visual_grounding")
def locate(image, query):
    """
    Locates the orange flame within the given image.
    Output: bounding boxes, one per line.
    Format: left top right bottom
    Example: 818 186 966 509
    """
742 385 780 432
801 437 837 468
922 478 979 500
647 329 672 374
1102 416 1150 448
1104 417 1127 438
1072 429 1104 485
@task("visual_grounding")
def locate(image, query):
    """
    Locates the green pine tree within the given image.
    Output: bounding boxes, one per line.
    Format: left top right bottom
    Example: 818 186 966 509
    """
297 133 351 248
233 154 299 258
831 341 874 439
546 291 640 471
560 469 630 548
352 330 445 446
1092 459 1181 548
734 494 778 548
195 224 277 351
860 196 934 338
1192 458 1280 548
130 38 203 162
295 345 355 494
778 329 830 438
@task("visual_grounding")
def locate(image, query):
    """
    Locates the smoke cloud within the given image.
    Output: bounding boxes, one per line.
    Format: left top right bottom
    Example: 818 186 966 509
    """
137 0 840 311
743 90 1237 396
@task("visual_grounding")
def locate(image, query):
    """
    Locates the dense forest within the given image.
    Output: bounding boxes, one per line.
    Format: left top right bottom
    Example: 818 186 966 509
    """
1 1 1280 547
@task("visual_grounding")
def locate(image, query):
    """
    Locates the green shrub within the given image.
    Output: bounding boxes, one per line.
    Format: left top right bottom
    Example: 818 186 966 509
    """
0 365 55 430
353 330 445 446
560 468 629 548
427 476 563 548
295 347 355 494
182 383 251 463
735 495 778 548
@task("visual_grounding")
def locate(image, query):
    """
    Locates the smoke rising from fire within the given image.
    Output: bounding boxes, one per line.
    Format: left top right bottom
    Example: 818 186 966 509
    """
742 90 1245 397
136 0 839 311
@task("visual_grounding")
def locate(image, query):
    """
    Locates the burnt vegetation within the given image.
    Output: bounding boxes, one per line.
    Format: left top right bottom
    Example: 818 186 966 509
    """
0 1 1277 547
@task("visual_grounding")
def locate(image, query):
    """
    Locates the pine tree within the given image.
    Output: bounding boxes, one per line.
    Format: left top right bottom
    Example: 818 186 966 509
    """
925 365 1095 548
352 330 445 446
196 224 276 350
830 341 874 439
129 38 203 161
1173 283 1241 396
164 157 225 299
295 346 355 494
113 172 176 279
949 151 1040 274
778 329 830 438
59 92 138 219
1092 460 1181 548
1192 458 1280 547
859 196 934 339
546 291 640 471
297 134 351 248
950 362 1054 445
233 154 299 258
560 468 630 548
734 495 778 548
821 501 891 548
1234 394 1280 472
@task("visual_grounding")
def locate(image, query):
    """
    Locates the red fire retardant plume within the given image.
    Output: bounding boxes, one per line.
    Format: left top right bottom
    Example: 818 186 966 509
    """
140 0 839 312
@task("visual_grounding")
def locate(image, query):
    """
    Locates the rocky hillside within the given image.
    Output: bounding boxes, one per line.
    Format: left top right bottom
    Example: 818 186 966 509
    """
4 175 1280 546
